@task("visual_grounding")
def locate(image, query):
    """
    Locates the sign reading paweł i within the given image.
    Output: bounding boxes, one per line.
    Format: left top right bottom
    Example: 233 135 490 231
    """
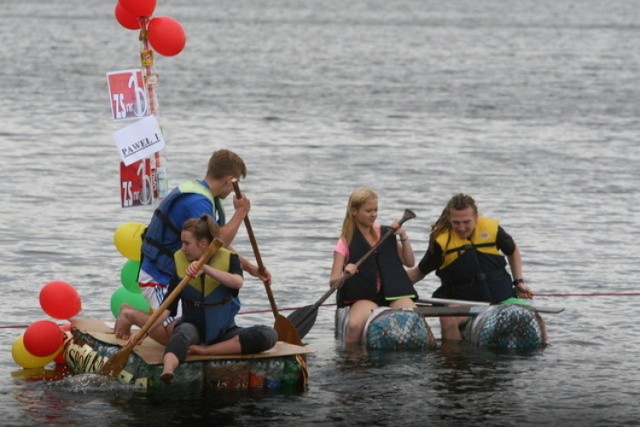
113 115 165 166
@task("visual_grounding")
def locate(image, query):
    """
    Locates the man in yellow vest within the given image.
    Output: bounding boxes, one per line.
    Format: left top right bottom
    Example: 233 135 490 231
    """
408 193 533 341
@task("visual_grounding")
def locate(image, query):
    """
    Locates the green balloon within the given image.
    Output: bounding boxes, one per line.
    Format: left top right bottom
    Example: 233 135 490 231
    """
120 259 141 294
110 287 150 317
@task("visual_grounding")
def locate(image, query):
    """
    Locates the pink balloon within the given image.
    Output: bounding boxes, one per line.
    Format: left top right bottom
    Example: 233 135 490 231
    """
148 16 187 57
39 281 82 320
115 2 140 30
118 0 156 18
23 320 64 357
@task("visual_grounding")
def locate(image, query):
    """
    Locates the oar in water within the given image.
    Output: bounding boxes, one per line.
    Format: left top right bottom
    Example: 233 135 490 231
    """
232 180 303 346
288 208 417 338
416 297 565 314
99 238 224 378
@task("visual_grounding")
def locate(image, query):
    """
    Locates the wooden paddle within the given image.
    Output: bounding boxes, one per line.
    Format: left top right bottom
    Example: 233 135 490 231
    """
416 297 565 314
288 208 417 338
232 180 303 346
99 238 225 378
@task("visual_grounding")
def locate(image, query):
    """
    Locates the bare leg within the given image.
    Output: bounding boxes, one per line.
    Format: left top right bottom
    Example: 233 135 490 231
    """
160 352 179 384
344 300 378 345
189 336 242 356
114 304 137 340
439 316 467 341
114 304 173 345
389 297 417 309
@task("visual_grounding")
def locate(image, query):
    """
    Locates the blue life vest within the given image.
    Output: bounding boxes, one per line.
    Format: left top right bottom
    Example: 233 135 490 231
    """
174 248 240 344
141 179 226 280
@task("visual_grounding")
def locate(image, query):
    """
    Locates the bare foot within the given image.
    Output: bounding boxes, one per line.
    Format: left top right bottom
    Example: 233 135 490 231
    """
160 372 174 385
187 344 207 355
114 305 133 340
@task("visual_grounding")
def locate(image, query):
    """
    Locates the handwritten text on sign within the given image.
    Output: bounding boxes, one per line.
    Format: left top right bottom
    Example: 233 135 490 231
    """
107 69 148 121
113 115 165 166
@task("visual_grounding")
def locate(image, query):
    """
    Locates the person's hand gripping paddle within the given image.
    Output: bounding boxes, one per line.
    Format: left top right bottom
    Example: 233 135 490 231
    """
99 238 225 378
287 209 417 338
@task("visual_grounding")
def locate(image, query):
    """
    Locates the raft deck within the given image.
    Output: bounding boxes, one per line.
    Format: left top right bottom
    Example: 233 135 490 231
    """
64 318 312 392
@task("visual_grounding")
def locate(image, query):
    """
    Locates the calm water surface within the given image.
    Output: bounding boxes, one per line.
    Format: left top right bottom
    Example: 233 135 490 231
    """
1 0 639 425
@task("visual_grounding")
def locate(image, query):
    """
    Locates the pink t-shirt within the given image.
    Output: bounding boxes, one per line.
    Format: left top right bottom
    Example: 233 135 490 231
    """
334 224 382 292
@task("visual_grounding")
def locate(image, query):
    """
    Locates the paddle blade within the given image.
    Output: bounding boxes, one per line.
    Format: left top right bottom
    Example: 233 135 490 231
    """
274 315 304 346
98 344 134 378
287 305 318 339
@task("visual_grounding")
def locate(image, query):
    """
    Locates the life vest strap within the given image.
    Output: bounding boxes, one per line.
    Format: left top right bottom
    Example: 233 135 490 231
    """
153 208 182 236
445 268 507 287
144 235 176 258
444 241 495 255
183 296 233 308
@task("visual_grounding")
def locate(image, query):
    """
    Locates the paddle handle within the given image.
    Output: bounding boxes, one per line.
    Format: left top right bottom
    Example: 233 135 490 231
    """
353 208 416 270
324 208 417 303
232 180 279 318
129 238 224 346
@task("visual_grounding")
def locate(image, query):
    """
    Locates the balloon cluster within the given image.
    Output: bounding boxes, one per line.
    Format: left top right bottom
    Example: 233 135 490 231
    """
11 282 82 369
112 222 151 317
114 0 187 57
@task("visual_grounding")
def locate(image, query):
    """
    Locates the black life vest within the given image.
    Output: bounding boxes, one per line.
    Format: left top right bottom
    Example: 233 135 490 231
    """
337 226 417 307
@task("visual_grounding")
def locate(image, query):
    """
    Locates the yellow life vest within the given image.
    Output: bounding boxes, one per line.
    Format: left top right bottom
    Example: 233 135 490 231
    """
174 247 232 297
436 216 503 270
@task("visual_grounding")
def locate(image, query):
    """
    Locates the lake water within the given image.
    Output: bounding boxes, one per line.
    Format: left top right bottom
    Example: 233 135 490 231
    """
1 0 639 425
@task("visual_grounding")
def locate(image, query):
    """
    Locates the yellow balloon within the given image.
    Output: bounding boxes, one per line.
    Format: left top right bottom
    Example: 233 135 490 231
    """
11 334 56 369
113 222 146 261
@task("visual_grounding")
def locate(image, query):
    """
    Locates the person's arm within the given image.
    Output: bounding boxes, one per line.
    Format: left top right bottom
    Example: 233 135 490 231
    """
506 244 533 298
497 226 533 299
219 193 250 246
187 254 244 290
390 221 415 267
330 239 355 286
406 265 426 283
407 244 441 284
226 247 271 285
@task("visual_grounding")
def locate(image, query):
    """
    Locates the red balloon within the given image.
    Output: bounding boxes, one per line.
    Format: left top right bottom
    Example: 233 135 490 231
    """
23 320 64 357
118 0 156 18
53 347 66 365
115 3 140 30
39 281 82 320
148 16 187 57
54 325 70 365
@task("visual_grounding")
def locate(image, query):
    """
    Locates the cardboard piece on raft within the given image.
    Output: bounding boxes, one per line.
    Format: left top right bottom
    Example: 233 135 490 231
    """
69 317 312 366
